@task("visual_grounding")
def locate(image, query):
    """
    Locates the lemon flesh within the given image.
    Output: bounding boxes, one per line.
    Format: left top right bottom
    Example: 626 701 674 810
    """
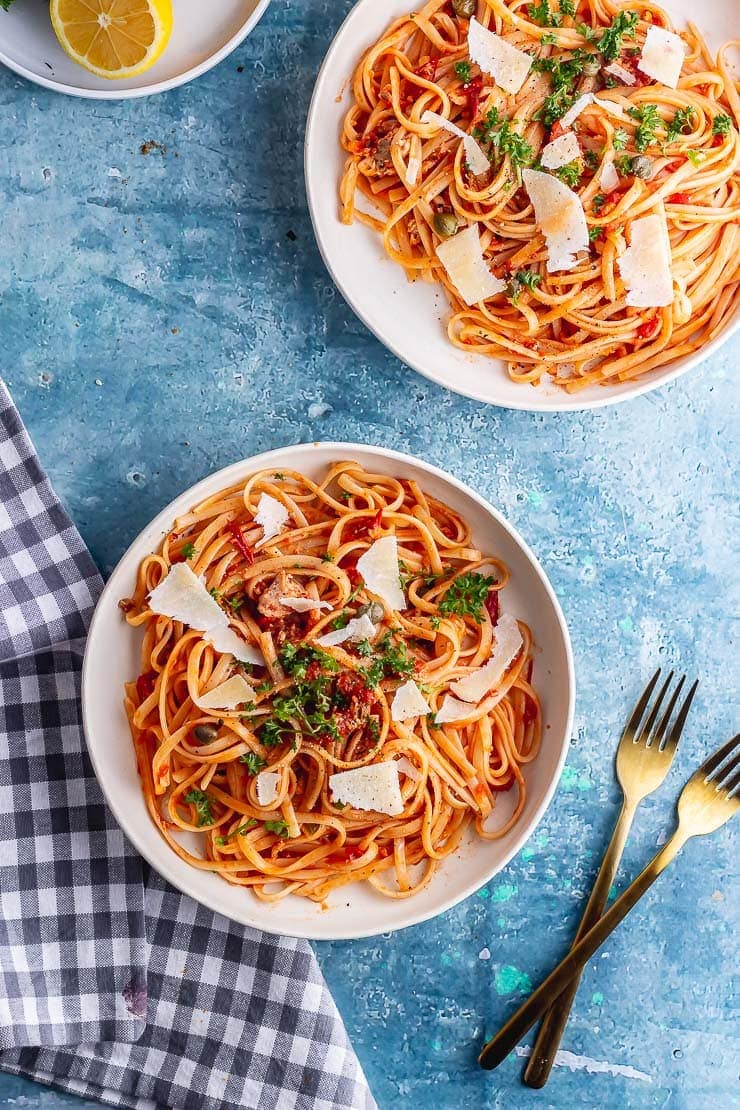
50 0 173 80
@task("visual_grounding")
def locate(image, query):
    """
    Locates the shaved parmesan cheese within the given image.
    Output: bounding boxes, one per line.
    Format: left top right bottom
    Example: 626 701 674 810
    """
468 18 532 95
149 563 226 631
604 61 636 86
616 210 674 308
436 224 505 306
198 674 256 710
435 695 476 725
256 771 279 807
599 158 619 193
391 680 431 723
540 131 581 170
638 26 685 89
559 93 593 130
617 210 673 308
522 168 588 273
329 762 404 816
421 110 490 176
279 596 332 613
451 614 523 703
592 96 626 121
204 625 265 667
149 565 265 666
316 613 377 648
396 755 421 783
255 493 289 541
357 536 406 611
560 93 625 131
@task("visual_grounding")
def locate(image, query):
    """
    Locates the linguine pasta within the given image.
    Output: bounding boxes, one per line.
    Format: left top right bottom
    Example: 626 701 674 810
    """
339 0 739 392
122 462 541 903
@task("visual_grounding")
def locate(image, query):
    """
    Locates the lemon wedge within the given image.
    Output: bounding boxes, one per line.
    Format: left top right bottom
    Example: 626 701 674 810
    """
50 0 173 80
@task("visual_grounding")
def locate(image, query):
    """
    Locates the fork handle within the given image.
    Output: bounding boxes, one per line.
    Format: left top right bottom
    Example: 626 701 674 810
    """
523 798 638 1087
478 829 687 1070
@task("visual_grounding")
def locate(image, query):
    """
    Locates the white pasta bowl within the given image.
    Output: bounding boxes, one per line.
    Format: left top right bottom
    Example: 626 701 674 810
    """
83 443 575 939
305 0 739 411
0 0 270 99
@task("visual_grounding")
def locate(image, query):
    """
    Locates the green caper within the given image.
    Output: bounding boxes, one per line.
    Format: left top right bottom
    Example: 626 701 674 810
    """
630 155 654 179
434 211 459 238
452 0 476 18
357 601 384 624
194 723 219 744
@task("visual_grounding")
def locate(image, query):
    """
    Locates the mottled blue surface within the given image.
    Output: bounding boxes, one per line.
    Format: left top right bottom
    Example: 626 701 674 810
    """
0 1 738 1108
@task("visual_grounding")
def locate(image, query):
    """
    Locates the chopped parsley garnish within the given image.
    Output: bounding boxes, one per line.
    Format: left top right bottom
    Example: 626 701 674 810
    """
474 107 533 169
240 751 267 774
612 128 629 151
359 632 415 688
430 615 441 630
532 49 598 125
686 149 704 166
595 9 639 62
454 60 471 83
255 680 273 694
628 104 662 152
257 644 343 748
506 269 542 305
588 226 604 241
320 552 334 562
584 149 599 169
615 154 634 175
264 819 290 838
592 192 606 211
438 572 495 623
217 819 258 845
577 21 598 43
528 0 575 27
180 541 196 560
355 639 374 657
184 789 214 827
273 472 286 480
665 106 694 143
554 159 582 188
541 32 558 45
712 113 733 137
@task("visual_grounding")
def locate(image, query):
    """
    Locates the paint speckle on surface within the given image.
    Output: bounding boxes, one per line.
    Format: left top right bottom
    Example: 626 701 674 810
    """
490 883 518 903
560 766 593 792
528 490 544 508
592 991 604 1005
494 966 532 995
608 884 618 902
1 2 737 1107
521 845 536 861
618 615 635 634
515 1045 652 1082
478 947 491 961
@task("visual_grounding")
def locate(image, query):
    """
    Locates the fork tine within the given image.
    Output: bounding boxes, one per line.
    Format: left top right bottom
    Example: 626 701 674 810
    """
621 668 661 741
714 748 740 787
699 734 740 783
650 674 685 750
634 670 674 746
721 765 740 797
660 677 698 753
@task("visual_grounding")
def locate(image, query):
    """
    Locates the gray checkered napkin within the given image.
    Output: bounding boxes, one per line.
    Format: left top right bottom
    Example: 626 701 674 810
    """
0 381 375 1110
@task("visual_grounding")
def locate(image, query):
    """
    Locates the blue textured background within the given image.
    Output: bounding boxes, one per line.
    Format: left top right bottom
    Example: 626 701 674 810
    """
0 1 738 1107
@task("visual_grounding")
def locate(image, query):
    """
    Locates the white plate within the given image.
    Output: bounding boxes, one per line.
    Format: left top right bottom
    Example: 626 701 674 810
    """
305 0 739 411
83 443 575 940
0 0 270 99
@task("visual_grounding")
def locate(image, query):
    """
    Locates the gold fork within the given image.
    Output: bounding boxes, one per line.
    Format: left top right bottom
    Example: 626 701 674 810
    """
523 669 697 1088
479 733 740 1070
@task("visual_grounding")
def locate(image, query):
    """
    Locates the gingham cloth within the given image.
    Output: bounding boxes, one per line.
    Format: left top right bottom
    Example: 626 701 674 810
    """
0 382 376 1110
